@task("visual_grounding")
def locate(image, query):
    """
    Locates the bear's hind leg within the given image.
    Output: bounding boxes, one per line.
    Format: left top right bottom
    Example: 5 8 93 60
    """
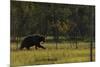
20 46 24 50
26 47 30 50
35 45 38 50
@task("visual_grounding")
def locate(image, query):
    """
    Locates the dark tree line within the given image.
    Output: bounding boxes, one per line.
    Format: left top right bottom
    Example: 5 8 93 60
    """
11 1 95 42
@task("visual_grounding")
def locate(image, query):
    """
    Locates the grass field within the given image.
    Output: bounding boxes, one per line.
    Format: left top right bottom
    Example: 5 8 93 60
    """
10 42 95 66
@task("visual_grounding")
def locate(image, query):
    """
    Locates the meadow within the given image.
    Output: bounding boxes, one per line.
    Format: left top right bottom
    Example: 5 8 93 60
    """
10 42 95 66
10 1 95 66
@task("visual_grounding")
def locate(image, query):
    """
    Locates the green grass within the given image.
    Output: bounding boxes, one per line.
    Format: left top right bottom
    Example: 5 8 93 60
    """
10 42 95 66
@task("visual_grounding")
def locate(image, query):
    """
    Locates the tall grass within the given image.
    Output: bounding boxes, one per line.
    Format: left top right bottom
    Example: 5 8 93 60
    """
10 42 95 66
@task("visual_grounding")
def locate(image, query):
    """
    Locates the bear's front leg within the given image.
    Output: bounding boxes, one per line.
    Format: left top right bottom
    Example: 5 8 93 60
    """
37 43 46 49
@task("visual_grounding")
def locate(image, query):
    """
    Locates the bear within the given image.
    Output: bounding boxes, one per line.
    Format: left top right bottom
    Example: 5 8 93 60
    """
20 35 46 50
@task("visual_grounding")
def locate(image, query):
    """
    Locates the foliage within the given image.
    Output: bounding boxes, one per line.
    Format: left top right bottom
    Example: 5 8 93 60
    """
11 1 95 41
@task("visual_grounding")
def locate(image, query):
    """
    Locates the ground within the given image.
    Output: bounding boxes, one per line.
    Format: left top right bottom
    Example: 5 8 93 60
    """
10 42 95 66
